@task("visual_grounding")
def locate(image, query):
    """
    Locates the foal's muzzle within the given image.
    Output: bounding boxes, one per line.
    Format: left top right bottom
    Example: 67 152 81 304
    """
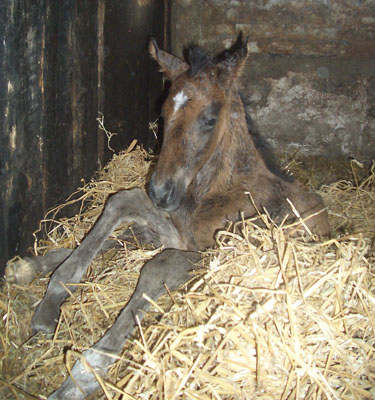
148 176 182 211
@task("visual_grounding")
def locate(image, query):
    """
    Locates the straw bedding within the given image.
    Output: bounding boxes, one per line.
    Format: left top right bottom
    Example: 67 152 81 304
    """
1 143 374 399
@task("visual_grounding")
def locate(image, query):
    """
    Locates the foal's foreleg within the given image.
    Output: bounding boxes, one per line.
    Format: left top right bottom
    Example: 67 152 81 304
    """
48 249 200 400
4 227 148 286
31 188 182 334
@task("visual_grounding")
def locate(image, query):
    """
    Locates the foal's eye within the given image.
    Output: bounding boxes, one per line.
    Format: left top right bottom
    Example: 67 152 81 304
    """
197 102 221 133
205 119 217 128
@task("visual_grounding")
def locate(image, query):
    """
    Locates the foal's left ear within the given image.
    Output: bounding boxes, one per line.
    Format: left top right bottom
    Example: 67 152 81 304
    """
217 37 248 88
149 39 189 80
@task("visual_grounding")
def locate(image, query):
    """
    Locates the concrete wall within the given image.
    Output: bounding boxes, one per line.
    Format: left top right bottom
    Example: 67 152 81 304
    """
171 0 375 161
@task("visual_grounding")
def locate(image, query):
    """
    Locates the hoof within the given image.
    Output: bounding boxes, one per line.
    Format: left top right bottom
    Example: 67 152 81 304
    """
5 258 37 285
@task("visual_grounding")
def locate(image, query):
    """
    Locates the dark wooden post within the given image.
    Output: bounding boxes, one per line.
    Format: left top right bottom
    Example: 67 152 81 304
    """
0 0 169 275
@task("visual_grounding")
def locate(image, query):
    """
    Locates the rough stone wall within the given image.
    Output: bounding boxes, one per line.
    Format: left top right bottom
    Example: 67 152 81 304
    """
171 0 375 161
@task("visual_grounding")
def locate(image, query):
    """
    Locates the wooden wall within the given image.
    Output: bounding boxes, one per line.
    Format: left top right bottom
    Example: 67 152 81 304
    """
0 0 169 274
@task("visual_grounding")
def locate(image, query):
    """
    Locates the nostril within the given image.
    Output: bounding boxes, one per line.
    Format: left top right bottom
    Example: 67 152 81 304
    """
148 175 169 206
148 176 180 210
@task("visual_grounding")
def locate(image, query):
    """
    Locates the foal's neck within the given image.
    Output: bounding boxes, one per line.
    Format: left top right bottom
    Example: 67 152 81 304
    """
194 93 262 200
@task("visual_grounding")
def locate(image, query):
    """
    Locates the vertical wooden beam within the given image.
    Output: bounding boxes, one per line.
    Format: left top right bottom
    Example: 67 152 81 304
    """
97 0 106 166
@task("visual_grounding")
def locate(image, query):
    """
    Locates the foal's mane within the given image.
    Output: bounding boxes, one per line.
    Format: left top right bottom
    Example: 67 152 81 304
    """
188 47 212 76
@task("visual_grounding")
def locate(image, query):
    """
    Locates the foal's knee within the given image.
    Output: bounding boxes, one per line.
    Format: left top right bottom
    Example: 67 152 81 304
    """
105 188 151 216
106 189 138 210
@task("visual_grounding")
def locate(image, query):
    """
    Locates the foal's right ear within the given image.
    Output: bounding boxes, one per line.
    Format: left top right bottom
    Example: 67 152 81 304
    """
149 39 189 80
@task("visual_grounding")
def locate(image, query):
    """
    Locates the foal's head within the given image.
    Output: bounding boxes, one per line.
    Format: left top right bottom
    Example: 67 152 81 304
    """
148 38 248 211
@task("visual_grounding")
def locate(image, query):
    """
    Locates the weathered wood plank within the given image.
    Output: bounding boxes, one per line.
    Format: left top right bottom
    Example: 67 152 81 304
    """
0 0 168 274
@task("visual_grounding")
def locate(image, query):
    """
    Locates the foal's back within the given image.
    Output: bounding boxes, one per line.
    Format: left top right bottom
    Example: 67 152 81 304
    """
149 38 330 250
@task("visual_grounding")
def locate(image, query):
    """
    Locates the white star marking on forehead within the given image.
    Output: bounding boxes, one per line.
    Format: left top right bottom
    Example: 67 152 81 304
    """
173 90 188 114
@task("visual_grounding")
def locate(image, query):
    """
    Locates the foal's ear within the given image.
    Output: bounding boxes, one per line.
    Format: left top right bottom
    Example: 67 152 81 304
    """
217 37 248 87
149 39 189 80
